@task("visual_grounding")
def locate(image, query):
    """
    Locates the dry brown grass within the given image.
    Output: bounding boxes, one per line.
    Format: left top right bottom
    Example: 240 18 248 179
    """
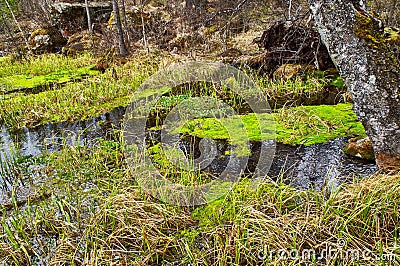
0 138 399 265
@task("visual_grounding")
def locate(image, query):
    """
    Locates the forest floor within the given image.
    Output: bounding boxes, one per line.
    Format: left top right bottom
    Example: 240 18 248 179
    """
0 51 399 265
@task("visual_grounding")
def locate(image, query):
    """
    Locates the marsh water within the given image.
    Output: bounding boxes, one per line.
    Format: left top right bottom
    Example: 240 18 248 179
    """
0 107 125 200
0 106 377 203
147 132 377 191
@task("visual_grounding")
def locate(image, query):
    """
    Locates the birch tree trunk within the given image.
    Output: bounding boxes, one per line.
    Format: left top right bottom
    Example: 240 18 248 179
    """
112 0 128 56
308 0 400 171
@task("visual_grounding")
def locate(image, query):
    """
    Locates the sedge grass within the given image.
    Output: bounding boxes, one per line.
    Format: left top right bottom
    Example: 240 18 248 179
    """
257 73 347 109
0 139 398 265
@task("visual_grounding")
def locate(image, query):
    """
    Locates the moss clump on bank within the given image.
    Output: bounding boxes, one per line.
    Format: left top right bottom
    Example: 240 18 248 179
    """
0 55 160 129
179 103 366 146
0 53 94 78
0 66 99 91
275 103 366 144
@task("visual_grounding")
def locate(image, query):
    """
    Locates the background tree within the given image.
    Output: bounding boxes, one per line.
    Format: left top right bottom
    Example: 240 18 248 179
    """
85 0 93 35
120 0 131 44
112 0 129 56
308 0 400 170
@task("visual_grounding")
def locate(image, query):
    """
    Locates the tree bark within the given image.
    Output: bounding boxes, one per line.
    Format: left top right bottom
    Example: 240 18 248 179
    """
308 0 400 171
112 0 129 56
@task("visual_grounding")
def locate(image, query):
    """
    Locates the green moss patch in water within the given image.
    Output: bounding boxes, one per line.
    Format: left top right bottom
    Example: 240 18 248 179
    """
275 103 366 145
179 103 366 146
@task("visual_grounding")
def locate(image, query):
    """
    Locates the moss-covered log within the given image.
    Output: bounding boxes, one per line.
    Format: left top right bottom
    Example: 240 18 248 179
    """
308 0 400 171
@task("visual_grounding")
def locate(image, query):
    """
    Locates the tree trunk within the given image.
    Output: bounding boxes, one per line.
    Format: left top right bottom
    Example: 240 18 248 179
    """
308 0 400 171
112 0 129 56
85 0 93 35
120 0 130 44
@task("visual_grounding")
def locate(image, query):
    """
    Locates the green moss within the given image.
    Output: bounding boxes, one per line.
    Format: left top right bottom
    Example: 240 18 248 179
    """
0 53 94 78
276 103 366 145
203 24 219 35
354 13 389 51
330 76 345 88
177 111 273 156
0 66 99 91
385 27 400 45
179 103 366 147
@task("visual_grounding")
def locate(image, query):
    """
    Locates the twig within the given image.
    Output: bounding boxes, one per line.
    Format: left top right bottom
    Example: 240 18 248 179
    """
140 1 149 54
3 0 31 53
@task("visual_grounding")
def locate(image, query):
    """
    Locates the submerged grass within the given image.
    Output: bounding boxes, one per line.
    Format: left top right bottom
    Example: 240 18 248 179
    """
0 139 398 265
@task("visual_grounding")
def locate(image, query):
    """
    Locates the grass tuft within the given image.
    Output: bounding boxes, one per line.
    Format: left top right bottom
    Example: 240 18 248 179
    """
0 140 398 265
